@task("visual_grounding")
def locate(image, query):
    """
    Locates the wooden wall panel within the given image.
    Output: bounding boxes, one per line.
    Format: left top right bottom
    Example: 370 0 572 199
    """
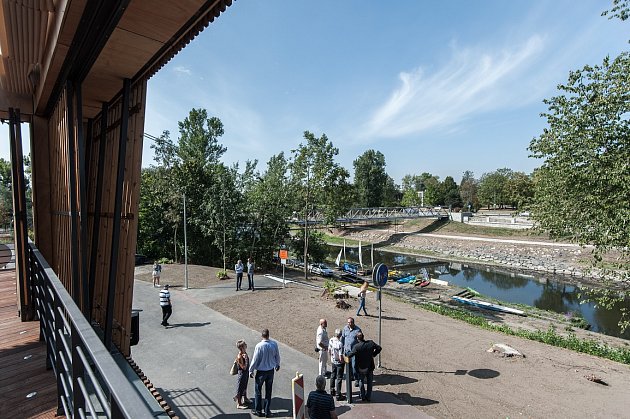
39 78 147 355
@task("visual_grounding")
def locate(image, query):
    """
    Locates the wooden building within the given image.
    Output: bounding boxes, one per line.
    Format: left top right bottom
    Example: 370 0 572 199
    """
1 0 234 356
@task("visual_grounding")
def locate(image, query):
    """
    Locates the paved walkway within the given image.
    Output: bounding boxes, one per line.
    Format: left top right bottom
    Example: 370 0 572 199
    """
131 276 431 418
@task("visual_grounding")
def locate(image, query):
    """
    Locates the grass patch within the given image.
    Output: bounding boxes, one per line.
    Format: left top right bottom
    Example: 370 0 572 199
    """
417 302 630 365
416 219 547 238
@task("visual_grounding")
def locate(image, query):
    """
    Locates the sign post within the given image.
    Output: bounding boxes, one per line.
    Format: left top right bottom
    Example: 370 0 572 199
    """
372 263 388 368
279 249 288 288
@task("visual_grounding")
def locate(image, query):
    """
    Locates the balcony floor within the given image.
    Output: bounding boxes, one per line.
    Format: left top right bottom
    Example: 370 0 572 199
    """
0 269 57 418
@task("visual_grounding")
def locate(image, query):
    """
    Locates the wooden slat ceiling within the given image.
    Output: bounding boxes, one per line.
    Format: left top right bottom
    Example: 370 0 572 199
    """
0 0 233 119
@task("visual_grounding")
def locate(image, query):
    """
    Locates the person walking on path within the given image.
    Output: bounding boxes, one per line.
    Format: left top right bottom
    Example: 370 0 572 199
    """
348 332 381 402
328 328 346 400
341 317 362 387
316 319 329 377
306 375 338 419
152 261 162 287
356 281 368 316
234 339 250 409
249 328 281 417
159 284 172 326
235 259 244 291
247 257 255 291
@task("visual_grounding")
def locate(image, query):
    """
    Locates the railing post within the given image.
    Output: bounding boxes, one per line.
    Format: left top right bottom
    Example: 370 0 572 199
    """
54 294 65 416
72 323 85 417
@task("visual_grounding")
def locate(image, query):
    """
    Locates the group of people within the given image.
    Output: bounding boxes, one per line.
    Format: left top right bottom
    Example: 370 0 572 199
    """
313 316 382 411
234 257 256 291
232 328 281 418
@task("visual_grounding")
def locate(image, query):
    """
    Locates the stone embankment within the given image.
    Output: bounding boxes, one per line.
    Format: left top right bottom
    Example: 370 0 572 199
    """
337 227 603 281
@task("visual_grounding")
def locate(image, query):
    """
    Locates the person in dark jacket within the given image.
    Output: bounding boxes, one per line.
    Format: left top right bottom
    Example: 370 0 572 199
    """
347 332 381 402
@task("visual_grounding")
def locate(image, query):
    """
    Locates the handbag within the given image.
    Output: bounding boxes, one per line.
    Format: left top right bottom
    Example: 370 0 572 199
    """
230 361 238 375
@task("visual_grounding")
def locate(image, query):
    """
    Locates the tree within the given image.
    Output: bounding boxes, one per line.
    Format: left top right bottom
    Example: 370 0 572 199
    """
529 28 629 328
151 109 228 265
353 150 388 207
290 131 351 278
441 176 462 208
0 158 13 229
529 52 630 253
421 174 442 206
477 168 513 209
381 175 401 207
400 174 423 206
245 153 292 267
459 170 478 211
505 172 533 210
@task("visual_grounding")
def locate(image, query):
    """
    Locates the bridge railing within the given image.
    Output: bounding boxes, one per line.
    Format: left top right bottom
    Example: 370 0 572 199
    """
28 243 156 418
292 206 449 224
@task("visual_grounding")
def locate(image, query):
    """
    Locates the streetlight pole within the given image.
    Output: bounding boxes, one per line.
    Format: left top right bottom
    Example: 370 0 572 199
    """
183 193 189 289
304 164 309 280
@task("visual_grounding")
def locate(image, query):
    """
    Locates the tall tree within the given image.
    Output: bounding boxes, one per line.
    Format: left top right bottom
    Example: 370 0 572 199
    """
441 176 462 208
353 149 388 207
529 3 629 329
477 168 513 209
459 170 478 211
505 171 533 210
151 109 228 264
290 131 351 278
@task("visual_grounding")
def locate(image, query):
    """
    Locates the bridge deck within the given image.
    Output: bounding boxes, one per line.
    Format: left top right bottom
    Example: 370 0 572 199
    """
0 270 57 418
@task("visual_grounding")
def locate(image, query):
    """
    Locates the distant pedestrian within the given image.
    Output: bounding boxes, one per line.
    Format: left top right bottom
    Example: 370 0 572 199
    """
235 259 244 291
328 328 346 400
315 319 329 377
159 284 171 326
234 339 250 409
341 317 362 387
356 281 368 316
152 261 162 287
247 257 255 291
249 328 281 417
348 332 381 402
306 375 338 419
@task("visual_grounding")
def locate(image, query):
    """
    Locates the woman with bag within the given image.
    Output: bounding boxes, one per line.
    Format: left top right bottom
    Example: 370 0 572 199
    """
233 339 250 409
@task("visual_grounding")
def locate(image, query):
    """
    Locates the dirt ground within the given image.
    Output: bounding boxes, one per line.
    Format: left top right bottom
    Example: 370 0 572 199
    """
137 264 630 418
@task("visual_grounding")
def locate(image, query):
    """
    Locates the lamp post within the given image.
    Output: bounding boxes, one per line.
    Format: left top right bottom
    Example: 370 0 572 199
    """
183 193 188 289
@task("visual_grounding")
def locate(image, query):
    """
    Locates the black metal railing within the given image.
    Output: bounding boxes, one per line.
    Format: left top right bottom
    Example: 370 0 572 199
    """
28 243 156 418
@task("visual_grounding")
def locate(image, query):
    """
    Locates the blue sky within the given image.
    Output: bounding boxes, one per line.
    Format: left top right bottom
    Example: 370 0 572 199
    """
4 1 628 184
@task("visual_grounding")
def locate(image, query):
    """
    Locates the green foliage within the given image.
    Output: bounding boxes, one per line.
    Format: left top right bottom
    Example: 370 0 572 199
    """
216 270 228 279
602 0 629 21
505 172 534 210
418 302 630 365
441 176 462 208
353 149 388 207
323 278 338 295
477 168 513 209
459 170 478 210
290 230 328 264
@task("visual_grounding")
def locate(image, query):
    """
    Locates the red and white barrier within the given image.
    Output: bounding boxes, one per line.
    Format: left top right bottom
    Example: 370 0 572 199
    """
292 372 305 419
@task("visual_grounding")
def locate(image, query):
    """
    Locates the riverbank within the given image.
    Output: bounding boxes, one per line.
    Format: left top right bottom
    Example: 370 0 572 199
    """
327 220 615 282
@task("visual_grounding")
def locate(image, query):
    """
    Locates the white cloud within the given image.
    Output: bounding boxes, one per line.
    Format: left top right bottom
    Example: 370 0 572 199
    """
360 35 546 140
173 65 192 75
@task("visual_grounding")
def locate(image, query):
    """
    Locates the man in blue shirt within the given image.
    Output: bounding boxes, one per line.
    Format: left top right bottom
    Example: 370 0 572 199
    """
341 317 362 387
249 328 281 417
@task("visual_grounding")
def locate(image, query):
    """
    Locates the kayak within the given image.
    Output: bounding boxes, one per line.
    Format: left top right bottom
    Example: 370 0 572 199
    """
451 296 526 316
396 275 416 284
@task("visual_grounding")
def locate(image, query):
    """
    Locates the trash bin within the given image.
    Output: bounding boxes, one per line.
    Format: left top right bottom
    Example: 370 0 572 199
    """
130 310 140 346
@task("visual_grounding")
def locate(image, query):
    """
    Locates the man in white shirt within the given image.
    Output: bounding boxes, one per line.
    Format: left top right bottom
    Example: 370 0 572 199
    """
159 284 171 327
316 318 329 377
328 328 346 400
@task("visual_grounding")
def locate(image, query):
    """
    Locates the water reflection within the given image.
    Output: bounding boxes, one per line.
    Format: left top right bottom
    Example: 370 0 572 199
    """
326 245 630 340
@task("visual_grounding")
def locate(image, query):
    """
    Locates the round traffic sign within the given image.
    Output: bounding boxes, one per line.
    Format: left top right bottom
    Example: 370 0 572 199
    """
372 263 388 288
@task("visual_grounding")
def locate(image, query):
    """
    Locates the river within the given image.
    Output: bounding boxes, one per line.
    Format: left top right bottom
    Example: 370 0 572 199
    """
326 245 630 340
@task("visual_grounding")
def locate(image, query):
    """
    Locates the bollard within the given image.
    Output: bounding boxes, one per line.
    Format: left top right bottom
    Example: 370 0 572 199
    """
345 355 353 403
292 372 305 419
